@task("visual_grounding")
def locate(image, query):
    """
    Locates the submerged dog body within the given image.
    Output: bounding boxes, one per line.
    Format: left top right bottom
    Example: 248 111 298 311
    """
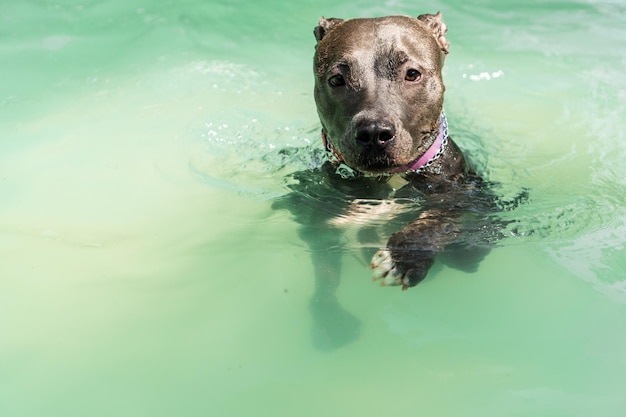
312 13 486 289
274 13 496 348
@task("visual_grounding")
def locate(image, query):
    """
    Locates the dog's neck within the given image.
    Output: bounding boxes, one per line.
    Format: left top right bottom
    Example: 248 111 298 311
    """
322 111 449 179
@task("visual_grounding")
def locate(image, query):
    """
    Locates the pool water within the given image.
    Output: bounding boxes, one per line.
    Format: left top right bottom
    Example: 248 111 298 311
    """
2 0 626 416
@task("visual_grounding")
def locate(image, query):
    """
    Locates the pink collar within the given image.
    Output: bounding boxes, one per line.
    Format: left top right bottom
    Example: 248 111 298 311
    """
322 112 448 178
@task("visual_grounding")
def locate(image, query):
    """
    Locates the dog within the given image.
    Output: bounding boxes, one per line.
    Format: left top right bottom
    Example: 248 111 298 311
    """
274 13 500 349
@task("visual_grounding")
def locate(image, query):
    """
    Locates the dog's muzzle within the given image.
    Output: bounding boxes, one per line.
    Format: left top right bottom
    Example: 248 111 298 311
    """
322 111 449 179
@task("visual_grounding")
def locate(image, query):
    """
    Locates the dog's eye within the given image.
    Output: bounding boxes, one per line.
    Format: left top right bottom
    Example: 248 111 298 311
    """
405 69 421 82
328 74 346 87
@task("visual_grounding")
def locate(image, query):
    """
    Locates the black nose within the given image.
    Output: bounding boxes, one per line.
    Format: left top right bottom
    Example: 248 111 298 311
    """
354 120 396 147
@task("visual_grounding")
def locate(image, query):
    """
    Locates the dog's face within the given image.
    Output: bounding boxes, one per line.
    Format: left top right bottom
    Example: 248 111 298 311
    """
313 14 449 175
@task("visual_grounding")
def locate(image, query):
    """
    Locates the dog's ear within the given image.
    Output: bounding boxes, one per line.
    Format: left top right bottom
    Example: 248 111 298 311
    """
314 17 344 43
417 12 449 54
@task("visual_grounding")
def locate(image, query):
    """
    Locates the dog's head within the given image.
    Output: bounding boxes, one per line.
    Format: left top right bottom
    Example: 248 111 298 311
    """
313 14 449 176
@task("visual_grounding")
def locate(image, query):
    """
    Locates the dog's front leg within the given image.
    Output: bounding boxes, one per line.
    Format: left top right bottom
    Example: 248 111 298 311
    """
297 225 361 350
370 209 460 290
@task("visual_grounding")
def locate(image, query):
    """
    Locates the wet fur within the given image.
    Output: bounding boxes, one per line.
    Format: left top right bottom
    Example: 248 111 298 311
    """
273 13 499 350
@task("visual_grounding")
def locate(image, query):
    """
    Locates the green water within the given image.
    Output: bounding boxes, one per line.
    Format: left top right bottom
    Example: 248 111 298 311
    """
2 1 626 416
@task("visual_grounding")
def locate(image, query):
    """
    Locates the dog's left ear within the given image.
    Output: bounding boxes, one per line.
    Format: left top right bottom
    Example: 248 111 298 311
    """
417 12 449 54
314 17 344 44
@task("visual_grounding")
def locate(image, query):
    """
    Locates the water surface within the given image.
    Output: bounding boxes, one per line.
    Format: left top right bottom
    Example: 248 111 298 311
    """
1 1 626 416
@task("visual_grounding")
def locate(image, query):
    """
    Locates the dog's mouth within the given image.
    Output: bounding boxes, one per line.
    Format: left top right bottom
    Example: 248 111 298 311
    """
353 151 397 173
354 153 423 175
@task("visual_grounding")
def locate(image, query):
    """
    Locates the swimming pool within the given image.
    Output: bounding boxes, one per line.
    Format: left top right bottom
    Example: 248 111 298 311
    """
2 0 625 416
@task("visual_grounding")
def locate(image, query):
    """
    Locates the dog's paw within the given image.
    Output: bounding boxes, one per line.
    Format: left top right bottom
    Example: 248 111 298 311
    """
369 246 435 290
369 249 411 290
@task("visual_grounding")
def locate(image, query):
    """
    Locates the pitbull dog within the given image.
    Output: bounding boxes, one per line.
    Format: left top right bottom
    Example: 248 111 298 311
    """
274 13 498 349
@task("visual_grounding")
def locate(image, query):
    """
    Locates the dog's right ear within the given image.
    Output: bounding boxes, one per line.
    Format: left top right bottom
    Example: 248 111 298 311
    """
314 17 344 43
